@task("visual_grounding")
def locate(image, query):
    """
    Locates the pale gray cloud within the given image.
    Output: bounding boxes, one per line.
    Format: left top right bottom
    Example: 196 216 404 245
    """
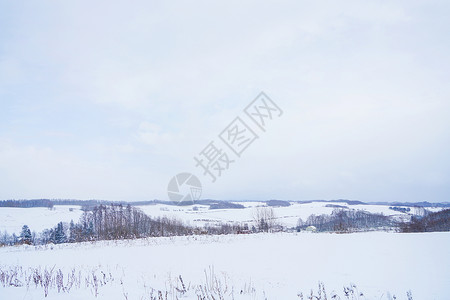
0 1 449 202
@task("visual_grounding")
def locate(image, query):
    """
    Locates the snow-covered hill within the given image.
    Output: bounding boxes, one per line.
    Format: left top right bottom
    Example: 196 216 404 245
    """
0 201 437 235
0 205 83 235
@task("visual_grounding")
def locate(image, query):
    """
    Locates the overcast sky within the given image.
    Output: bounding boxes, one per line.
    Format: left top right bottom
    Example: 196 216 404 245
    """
0 1 449 202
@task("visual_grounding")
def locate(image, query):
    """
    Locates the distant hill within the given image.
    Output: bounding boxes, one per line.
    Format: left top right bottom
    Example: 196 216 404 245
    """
266 200 291 207
371 201 450 208
1 199 449 209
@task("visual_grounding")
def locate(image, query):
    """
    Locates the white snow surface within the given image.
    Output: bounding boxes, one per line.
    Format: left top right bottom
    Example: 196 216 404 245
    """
0 206 83 235
0 232 449 299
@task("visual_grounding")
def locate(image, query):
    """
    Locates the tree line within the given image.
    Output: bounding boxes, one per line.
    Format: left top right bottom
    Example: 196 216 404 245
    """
401 209 450 232
0 199 55 208
1 205 449 247
0 204 257 246
297 209 394 232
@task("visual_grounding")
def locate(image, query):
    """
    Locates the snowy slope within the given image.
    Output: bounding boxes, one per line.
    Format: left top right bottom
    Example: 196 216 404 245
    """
0 206 83 235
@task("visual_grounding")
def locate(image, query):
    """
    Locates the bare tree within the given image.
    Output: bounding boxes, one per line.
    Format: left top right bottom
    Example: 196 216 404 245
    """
253 207 276 232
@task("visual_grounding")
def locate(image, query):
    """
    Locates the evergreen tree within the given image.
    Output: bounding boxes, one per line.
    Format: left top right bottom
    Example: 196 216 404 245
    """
20 225 32 245
54 222 66 244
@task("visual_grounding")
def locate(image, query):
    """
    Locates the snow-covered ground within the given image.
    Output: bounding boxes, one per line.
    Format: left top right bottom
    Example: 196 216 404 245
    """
137 201 412 228
0 232 449 299
0 206 83 235
0 201 433 235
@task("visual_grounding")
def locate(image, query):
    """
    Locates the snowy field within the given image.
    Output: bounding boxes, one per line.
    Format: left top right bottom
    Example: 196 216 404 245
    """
0 232 449 299
0 206 83 235
0 201 431 235
137 202 356 227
